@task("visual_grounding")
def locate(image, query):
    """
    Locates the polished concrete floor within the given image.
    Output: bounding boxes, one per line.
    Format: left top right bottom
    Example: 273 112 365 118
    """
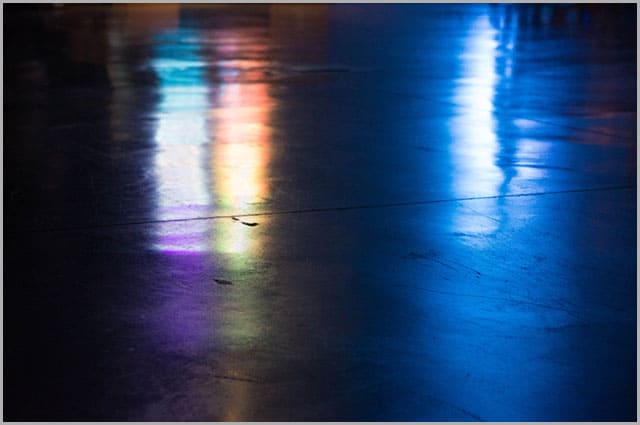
3 4 637 421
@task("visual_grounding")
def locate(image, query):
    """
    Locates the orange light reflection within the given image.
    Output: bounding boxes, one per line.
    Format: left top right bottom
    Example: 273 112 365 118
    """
210 52 273 255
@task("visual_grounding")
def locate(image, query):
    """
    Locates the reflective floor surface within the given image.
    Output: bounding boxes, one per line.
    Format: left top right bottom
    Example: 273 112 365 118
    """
3 4 637 421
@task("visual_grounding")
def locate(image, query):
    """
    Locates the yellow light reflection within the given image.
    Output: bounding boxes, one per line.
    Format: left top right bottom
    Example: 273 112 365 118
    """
214 86 271 204
211 79 273 255
204 29 275 422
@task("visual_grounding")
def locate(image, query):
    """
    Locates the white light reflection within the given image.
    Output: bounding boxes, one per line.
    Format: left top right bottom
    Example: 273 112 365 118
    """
449 14 502 239
151 28 213 253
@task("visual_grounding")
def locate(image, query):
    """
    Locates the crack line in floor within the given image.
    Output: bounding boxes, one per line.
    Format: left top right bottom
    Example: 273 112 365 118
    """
10 184 636 234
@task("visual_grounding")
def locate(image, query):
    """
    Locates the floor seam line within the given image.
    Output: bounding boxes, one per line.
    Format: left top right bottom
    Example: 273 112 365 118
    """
9 184 635 234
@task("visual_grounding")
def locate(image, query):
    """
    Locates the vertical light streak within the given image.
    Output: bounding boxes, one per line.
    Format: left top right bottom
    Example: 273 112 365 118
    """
205 27 274 257
151 27 213 253
205 28 275 421
211 81 272 255
449 14 502 238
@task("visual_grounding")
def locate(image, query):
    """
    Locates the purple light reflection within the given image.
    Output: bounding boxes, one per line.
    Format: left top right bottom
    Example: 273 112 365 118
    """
146 251 221 357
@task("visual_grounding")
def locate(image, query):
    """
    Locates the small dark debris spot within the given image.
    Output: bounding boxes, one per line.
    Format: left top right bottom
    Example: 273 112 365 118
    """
241 221 258 227
231 216 240 221
214 278 233 285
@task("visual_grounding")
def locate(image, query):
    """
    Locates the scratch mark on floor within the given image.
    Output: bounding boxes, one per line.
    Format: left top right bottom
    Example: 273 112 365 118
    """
212 374 260 383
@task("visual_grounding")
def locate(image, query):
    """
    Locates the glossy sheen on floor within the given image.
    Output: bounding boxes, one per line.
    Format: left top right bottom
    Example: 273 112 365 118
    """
4 4 637 421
